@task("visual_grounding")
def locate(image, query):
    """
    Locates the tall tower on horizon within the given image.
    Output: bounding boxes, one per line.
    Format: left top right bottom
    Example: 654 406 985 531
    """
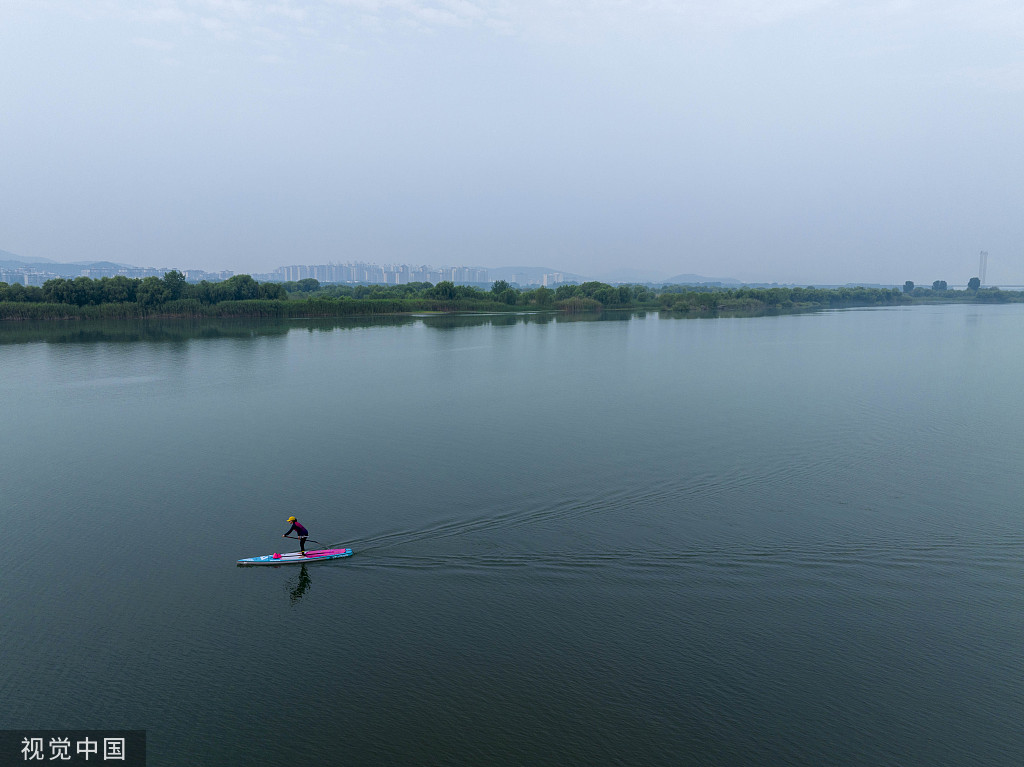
979 251 988 286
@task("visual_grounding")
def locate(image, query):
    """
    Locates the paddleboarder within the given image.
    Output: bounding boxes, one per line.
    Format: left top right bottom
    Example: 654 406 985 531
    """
283 516 309 556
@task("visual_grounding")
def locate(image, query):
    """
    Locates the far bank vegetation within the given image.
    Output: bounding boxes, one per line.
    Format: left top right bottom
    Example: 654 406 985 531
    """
0 272 1018 321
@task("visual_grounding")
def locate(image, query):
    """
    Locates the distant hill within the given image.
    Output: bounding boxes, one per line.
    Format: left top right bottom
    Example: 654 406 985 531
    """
0 249 57 266
68 260 133 270
588 267 671 284
490 266 587 284
0 254 149 278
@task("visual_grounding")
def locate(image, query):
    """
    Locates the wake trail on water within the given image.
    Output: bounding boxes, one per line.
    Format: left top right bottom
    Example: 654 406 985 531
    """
333 484 650 553
332 538 1024 575
318 480 1024 574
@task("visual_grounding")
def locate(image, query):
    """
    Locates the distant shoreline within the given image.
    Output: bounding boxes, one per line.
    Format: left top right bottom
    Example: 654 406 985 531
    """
2 275 1021 322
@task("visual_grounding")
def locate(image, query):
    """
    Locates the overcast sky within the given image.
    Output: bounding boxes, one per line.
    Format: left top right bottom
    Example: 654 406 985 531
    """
2 1 1022 284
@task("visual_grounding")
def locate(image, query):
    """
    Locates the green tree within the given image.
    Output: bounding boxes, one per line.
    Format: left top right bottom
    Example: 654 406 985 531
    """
220 274 260 300
163 270 186 301
136 276 168 306
431 281 456 300
968 277 981 290
259 282 287 300
6 282 26 302
578 281 611 297
72 276 100 305
43 278 74 304
491 279 510 295
101 276 136 303
903 281 915 293
532 286 554 307
188 281 215 304
932 280 947 291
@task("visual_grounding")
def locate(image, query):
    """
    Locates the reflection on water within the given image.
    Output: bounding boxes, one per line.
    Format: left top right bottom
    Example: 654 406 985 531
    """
0 312 565 343
0 318 289 345
0 307 802 345
0 316 415 344
659 306 801 320
418 312 561 330
287 565 312 606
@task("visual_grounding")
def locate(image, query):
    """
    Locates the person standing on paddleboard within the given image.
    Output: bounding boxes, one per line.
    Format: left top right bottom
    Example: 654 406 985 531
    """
283 516 309 556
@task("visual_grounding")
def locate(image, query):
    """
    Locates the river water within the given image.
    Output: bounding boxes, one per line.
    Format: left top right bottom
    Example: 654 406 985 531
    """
1 305 1022 766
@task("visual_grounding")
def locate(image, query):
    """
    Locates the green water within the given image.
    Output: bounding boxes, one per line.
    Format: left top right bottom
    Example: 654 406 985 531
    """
1 306 1022 766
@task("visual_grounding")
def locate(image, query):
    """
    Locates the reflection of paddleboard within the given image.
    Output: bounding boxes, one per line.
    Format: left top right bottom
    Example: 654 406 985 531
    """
237 548 353 565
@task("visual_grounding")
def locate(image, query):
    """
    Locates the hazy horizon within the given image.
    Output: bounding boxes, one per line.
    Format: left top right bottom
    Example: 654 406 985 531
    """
0 248 744 284
2 248 1000 287
2 1 1022 285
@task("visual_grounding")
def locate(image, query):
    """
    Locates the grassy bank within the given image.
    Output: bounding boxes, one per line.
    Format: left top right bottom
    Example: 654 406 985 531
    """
2 278 1021 322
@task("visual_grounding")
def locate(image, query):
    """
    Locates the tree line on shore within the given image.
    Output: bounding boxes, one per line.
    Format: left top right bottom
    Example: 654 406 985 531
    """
0 271 1018 321
0 272 284 306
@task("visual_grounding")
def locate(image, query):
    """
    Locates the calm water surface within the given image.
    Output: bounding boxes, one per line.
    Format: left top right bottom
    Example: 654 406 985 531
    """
1 305 1022 766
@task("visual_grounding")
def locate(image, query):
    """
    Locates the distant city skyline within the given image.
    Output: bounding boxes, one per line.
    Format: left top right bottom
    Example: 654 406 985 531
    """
0 254 573 288
0 246 727 285
273 263 491 286
0 243 1006 289
4 250 1008 289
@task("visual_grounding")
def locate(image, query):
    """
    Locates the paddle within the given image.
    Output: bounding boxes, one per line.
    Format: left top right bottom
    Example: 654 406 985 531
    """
283 534 329 548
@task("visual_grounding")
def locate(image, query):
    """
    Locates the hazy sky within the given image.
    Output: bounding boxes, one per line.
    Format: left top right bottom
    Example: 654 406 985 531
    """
2 1 1022 284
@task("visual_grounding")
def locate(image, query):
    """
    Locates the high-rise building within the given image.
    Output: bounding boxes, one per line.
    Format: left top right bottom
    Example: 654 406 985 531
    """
270 262 488 285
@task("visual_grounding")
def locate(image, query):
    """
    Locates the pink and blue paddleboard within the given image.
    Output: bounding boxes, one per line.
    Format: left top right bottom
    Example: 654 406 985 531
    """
237 548 353 565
